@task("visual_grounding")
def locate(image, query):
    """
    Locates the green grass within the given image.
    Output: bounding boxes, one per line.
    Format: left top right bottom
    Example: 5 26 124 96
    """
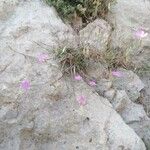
45 0 114 26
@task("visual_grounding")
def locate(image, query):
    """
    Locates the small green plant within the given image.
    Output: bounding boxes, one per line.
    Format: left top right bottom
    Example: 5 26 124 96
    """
46 0 114 26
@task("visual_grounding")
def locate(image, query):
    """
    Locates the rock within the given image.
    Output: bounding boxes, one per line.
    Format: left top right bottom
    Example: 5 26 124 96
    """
111 90 131 112
107 3 150 148
107 0 150 121
79 19 111 81
0 0 146 149
0 104 18 124
104 88 150 147
58 79 146 150
96 79 112 95
139 74 150 117
121 103 148 124
34 108 51 134
107 0 150 53
79 19 112 54
107 0 150 67
129 120 150 150
109 89 150 149
104 88 116 101
86 60 108 80
118 99 150 149
107 90 148 122
0 0 19 20
113 69 145 101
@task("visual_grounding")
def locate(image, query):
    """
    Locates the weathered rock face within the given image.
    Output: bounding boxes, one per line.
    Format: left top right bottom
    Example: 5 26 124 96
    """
140 74 150 117
107 1 150 113
0 0 19 20
107 0 150 54
95 75 150 149
113 69 145 102
79 19 111 80
0 0 146 150
79 19 112 54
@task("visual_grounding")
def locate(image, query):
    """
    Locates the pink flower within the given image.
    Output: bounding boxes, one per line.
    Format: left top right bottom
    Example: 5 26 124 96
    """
37 53 49 63
20 80 31 91
76 95 87 106
112 71 123 77
134 28 148 39
89 80 97 86
74 74 82 81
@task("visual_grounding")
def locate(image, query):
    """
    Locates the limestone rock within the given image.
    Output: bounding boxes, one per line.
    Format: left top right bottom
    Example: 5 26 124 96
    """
109 90 150 149
120 103 149 124
113 69 144 101
104 89 116 101
107 1 150 147
96 79 113 96
86 60 108 80
110 90 150 150
111 90 131 112
139 74 150 117
107 0 150 49
79 19 112 54
0 0 19 20
0 0 146 150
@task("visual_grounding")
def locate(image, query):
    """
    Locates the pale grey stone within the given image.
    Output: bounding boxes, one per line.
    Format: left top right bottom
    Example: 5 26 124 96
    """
112 90 131 112
79 19 112 53
96 79 113 95
104 89 116 101
0 0 146 150
121 103 148 124
113 69 144 101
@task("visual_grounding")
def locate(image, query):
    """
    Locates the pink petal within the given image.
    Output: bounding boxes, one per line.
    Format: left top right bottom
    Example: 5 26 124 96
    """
20 80 31 91
89 80 97 86
76 95 87 106
134 29 148 39
37 53 49 63
74 74 82 81
112 71 123 77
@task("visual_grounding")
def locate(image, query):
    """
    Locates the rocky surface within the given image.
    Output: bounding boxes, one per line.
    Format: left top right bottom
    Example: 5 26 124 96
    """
0 0 19 21
107 1 150 148
0 0 149 150
107 0 150 55
138 72 150 117
107 0 150 113
80 19 112 54
112 69 145 102
95 76 150 149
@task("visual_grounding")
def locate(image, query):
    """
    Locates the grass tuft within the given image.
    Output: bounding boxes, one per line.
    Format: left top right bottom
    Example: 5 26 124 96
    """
55 45 135 75
56 47 88 74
